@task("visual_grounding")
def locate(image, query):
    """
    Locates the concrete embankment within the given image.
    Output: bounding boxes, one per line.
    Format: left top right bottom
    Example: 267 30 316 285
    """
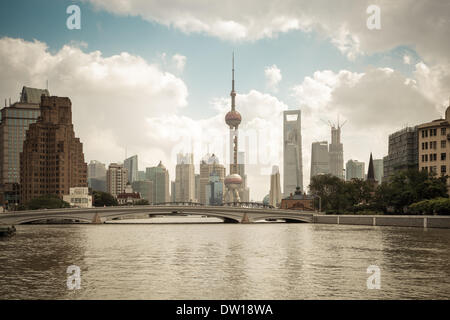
313 215 450 229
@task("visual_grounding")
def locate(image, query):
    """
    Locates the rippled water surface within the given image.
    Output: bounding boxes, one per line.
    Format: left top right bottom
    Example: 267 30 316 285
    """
1 221 449 299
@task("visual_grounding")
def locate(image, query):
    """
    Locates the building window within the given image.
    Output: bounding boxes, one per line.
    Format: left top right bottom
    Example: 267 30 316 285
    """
442 140 447 148
441 153 447 161
442 128 447 135
441 165 447 174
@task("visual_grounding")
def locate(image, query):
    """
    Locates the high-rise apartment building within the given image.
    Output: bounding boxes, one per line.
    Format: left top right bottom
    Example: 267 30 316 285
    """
346 160 365 180
310 141 330 179
269 165 282 208
283 110 303 195
329 123 344 179
418 102 450 194
106 163 128 198
175 153 195 202
124 155 138 183
146 161 169 203
20 95 87 203
199 154 225 204
0 86 48 206
383 126 418 181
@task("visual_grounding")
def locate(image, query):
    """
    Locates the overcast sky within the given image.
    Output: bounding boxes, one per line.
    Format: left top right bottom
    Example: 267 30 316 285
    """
1 0 449 200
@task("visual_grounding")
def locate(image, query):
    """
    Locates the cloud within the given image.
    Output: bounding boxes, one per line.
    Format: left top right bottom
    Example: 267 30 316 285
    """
145 90 289 201
86 0 450 64
0 36 188 166
0 36 290 201
403 55 411 65
264 65 282 92
292 63 450 189
172 54 186 72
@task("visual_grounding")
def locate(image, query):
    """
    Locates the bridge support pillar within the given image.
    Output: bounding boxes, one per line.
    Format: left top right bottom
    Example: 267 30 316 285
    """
241 213 251 224
92 213 103 224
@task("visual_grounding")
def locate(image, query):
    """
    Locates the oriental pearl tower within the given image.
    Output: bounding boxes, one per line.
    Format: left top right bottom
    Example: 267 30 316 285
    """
224 53 242 203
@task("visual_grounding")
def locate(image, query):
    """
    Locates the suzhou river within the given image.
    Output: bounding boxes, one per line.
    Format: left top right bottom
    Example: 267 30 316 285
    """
1 218 449 299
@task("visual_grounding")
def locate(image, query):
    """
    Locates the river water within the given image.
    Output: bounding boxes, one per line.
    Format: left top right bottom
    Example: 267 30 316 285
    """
1 218 449 299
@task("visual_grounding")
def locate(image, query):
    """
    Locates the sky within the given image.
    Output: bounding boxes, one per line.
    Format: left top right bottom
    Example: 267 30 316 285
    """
1 0 449 201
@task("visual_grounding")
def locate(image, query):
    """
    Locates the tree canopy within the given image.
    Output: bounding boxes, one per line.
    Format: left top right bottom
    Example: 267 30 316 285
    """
309 169 448 214
92 191 118 207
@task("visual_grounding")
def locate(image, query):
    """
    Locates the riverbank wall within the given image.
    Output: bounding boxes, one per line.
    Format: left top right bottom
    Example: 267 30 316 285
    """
313 215 450 229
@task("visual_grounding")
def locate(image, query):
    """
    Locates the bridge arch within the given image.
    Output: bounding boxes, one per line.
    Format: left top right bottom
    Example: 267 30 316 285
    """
251 215 312 223
103 210 242 224
15 215 93 224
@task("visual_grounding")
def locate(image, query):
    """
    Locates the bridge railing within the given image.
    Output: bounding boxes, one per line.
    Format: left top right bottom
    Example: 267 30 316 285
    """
151 202 205 207
222 202 275 209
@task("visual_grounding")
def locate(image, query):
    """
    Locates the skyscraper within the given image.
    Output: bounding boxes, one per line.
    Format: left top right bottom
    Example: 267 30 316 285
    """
88 160 107 192
310 141 330 179
383 126 418 181
0 86 47 206
346 160 365 180
237 151 250 202
283 110 303 195
124 155 138 183
194 174 200 203
269 165 282 208
205 171 223 205
329 121 345 179
20 95 87 203
146 161 170 203
373 159 383 184
88 160 106 179
224 53 243 203
106 163 128 198
199 154 225 204
175 153 195 202
132 180 153 202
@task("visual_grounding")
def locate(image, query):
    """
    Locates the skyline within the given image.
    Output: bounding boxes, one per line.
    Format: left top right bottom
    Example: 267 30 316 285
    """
1 0 450 200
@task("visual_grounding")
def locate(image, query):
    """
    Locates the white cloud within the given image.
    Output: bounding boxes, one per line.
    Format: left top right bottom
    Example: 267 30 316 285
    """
172 54 186 73
0 37 188 167
145 90 289 201
264 65 282 92
403 55 411 65
292 63 450 189
86 0 450 64
0 36 290 201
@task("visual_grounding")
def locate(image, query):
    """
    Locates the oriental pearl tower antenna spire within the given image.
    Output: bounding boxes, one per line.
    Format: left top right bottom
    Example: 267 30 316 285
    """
224 52 242 203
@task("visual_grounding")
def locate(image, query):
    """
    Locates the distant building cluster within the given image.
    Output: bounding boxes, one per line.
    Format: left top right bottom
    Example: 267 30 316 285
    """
1 64 449 212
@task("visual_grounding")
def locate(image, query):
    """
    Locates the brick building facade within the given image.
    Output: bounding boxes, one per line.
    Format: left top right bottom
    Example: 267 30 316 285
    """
20 96 87 204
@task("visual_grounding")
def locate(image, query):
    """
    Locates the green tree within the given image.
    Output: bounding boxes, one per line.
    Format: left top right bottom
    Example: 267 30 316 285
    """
25 194 70 210
134 199 149 205
375 169 448 213
92 191 118 207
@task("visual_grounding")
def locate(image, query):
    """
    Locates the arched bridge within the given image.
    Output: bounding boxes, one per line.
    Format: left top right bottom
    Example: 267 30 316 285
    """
0 205 314 225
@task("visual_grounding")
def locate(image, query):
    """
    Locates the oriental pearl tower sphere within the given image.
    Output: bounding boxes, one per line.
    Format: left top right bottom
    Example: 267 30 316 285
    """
224 53 243 203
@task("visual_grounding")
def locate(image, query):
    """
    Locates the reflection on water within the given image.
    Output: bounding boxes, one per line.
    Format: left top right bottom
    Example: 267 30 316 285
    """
0 222 449 299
